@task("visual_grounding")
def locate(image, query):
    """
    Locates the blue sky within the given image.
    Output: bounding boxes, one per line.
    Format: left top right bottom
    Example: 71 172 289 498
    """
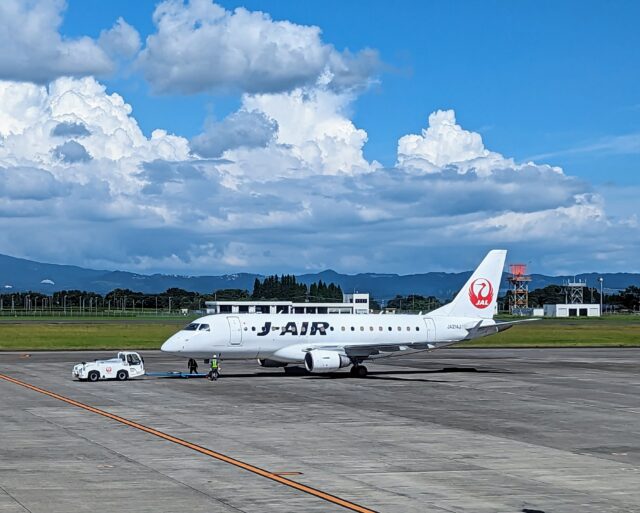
0 0 638 275
60 0 640 182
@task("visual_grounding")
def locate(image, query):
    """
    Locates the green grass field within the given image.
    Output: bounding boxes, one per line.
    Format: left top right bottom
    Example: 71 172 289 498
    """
0 316 638 351
0 322 185 351
462 316 640 348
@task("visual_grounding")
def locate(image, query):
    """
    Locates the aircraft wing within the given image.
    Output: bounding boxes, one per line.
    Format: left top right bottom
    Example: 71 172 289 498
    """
463 318 539 340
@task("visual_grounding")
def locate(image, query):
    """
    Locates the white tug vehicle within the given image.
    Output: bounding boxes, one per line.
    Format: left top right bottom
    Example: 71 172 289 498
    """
73 351 145 382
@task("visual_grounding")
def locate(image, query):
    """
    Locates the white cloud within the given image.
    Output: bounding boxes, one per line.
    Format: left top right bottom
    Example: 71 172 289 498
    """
0 0 113 83
0 77 189 192
191 110 278 158
137 0 379 94
98 17 141 60
53 140 91 163
224 87 378 178
0 75 636 275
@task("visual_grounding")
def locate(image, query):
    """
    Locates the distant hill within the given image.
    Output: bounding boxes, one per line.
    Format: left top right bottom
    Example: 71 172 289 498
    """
1 253 638 299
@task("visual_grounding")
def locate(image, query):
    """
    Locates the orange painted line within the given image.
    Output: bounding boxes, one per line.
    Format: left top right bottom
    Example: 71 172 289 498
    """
0 373 377 513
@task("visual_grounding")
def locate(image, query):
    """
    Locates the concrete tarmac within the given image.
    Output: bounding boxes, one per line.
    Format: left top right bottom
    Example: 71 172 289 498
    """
1 348 640 513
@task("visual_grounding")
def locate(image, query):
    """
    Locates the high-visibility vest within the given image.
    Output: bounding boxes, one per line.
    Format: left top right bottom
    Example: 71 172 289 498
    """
210 359 218 369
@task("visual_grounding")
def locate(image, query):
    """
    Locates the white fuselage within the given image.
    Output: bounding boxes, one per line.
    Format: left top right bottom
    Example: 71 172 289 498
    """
160 313 494 363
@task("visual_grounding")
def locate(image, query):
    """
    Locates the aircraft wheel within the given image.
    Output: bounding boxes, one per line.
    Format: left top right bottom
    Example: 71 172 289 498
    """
355 365 368 378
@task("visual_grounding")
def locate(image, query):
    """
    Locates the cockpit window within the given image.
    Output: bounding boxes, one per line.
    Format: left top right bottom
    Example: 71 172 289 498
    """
184 323 199 331
198 324 210 331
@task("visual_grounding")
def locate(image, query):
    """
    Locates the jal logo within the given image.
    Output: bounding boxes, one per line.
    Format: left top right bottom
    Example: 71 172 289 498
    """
469 278 493 309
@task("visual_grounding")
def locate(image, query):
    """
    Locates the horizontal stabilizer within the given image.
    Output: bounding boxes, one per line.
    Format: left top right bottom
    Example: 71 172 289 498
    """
464 319 539 341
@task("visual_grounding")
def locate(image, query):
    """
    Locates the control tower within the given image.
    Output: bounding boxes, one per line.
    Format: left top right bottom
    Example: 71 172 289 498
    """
508 263 531 313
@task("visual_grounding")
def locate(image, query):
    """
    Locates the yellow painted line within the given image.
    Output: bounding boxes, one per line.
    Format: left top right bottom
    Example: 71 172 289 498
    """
0 373 377 513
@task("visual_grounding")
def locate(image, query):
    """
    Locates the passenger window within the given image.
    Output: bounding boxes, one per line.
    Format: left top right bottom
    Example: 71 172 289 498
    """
350 327 355 331
199 324 210 331
379 326 383 331
369 326 374 331
360 326 365 331
341 326 346 331
251 327 256 331
397 326 401 331
406 327 410 331
184 323 199 331
416 327 420 331
388 327 392 331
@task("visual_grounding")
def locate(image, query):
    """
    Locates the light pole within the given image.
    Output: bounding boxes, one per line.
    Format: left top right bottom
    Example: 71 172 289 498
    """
598 277 604 315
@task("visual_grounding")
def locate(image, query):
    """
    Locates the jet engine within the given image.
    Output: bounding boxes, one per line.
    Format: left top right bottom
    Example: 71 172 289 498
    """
257 359 288 368
304 350 351 373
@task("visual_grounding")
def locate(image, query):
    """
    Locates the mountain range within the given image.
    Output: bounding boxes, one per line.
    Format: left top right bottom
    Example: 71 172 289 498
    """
1 253 638 300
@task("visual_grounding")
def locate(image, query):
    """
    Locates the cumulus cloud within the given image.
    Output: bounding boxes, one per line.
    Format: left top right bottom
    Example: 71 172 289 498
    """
191 110 278 158
0 77 189 192
226 87 378 178
98 17 141 60
397 110 511 175
0 0 113 83
51 121 91 138
0 74 635 274
53 140 91 163
0 166 68 201
137 0 379 94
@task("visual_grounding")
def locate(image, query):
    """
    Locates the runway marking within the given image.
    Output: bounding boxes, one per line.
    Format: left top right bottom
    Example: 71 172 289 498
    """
0 373 377 513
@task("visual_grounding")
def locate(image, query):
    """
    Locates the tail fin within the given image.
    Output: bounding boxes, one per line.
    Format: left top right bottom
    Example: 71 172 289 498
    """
431 250 507 319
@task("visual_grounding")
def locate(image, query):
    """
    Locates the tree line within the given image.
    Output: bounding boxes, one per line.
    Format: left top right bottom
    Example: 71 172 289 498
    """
0 275 345 312
252 275 343 302
1 282 638 314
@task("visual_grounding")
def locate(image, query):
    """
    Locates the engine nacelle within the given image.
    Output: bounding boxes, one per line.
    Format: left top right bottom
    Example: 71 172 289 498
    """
257 358 288 368
304 350 351 373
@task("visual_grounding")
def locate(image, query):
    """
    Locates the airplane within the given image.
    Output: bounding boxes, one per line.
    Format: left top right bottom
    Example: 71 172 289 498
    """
161 249 527 377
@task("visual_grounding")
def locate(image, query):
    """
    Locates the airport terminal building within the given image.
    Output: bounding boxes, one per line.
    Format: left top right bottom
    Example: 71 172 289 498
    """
205 293 370 315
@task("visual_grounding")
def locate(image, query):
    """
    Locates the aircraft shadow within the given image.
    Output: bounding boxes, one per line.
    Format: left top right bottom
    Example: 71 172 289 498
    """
200 366 511 382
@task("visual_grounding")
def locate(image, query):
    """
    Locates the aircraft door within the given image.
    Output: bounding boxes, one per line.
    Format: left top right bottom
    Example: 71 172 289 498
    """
227 316 243 346
423 318 436 342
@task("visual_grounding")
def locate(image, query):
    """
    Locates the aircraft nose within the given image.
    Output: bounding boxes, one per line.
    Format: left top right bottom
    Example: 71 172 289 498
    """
161 334 183 353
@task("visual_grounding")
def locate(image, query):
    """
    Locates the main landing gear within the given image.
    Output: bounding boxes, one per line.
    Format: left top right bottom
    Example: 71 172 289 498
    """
349 364 368 378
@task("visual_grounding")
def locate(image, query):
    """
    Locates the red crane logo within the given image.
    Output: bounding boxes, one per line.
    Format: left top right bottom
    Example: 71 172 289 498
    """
469 278 493 309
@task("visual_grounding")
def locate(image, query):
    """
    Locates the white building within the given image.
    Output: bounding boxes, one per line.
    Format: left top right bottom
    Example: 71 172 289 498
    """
205 293 370 315
543 304 601 317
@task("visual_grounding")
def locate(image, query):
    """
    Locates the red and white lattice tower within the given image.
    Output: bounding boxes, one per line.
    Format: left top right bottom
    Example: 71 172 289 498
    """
508 263 531 313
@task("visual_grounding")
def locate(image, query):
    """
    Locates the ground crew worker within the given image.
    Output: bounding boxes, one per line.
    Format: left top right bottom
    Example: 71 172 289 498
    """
209 354 219 381
188 358 198 374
